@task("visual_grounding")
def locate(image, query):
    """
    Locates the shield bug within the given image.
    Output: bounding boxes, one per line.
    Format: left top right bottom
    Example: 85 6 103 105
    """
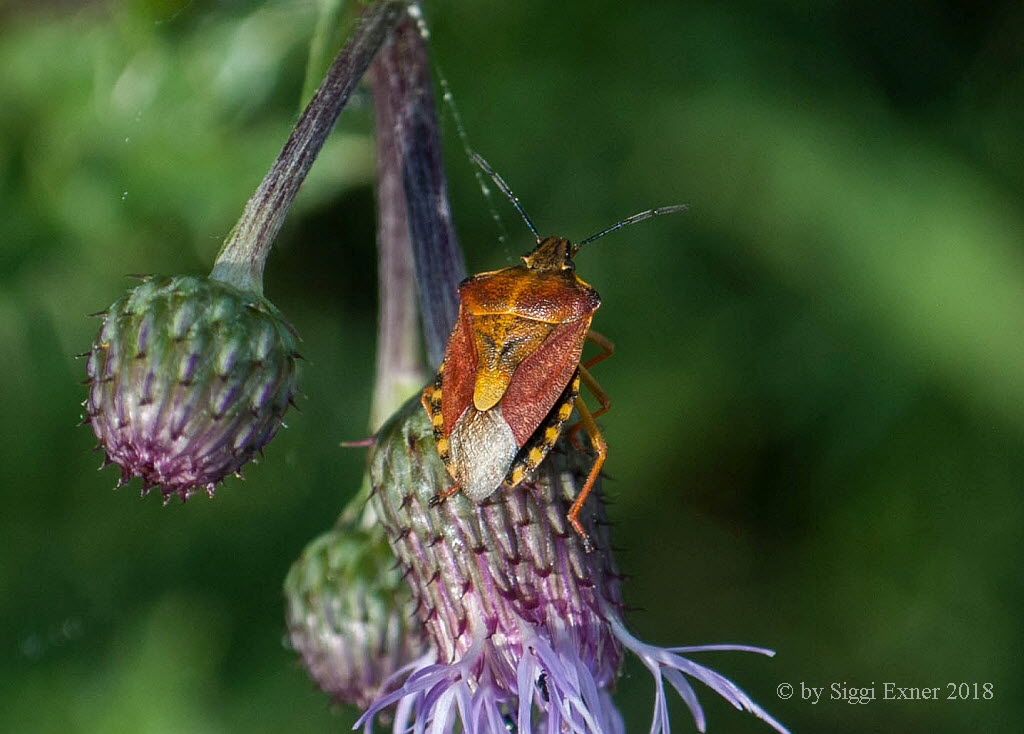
422 153 685 551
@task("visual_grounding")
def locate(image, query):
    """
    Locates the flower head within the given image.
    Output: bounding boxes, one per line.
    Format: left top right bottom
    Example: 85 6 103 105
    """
83 274 300 500
285 515 430 709
354 397 788 734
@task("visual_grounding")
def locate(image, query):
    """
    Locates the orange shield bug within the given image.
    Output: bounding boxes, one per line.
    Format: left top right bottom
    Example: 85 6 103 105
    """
422 153 685 551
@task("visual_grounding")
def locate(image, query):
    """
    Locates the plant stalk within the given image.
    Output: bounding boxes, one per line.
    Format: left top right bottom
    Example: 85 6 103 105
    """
211 0 409 294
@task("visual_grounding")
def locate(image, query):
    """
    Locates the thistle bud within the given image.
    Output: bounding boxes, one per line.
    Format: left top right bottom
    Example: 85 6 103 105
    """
357 397 789 734
284 516 429 708
362 397 625 730
83 274 300 500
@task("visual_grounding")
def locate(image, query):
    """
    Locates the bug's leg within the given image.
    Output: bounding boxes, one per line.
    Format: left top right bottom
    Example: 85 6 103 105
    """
566 330 612 448
423 373 460 506
502 374 580 489
566 395 606 554
567 364 610 447
429 483 462 506
582 330 615 369
422 371 445 430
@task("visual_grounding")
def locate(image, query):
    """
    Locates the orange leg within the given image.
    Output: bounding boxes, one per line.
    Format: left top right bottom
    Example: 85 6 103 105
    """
567 365 610 447
566 395 607 553
429 484 462 507
583 330 615 369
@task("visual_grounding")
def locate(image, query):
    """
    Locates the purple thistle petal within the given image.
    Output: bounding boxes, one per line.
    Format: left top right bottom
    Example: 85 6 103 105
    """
356 663 456 731
515 649 538 733
662 667 705 731
428 688 456 733
611 619 790 734
650 668 671 734
667 644 776 655
393 694 416 734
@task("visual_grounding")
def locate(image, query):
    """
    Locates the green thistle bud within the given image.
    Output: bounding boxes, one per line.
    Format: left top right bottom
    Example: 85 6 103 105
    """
284 514 428 708
83 274 300 500
367 396 626 703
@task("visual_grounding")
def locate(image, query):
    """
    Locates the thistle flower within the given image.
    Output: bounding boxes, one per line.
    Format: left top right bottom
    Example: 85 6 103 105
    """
83 274 300 500
284 7 788 732
356 397 789 734
285 511 430 709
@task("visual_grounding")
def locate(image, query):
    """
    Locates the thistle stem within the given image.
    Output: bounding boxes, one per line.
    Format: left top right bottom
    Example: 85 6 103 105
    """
368 18 429 432
211 0 409 295
368 11 465 368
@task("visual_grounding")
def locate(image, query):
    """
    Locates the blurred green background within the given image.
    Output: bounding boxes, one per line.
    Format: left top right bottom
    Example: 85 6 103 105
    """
2 0 1021 732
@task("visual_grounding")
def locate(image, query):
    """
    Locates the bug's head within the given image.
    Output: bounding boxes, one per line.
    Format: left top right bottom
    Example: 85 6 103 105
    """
521 236 576 273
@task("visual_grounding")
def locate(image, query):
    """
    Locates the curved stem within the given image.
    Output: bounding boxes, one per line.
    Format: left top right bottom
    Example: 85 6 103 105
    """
370 12 465 368
369 20 427 432
368 11 466 431
211 0 409 294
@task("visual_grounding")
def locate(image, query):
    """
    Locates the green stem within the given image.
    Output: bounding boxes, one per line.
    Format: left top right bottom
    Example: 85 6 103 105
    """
367 11 466 431
368 27 427 432
211 0 408 294
369 12 465 368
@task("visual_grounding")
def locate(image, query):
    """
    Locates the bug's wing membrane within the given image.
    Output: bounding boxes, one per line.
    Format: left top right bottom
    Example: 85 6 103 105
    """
448 405 518 501
499 317 592 447
439 306 478 437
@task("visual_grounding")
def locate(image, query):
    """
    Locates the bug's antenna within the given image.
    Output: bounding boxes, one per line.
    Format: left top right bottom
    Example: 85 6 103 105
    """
436 71 511 247
471 152 541 242
577 204 689 247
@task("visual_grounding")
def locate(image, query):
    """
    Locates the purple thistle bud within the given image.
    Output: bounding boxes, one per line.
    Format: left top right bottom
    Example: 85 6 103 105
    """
83 274 300 500
285 516 430 709
356 398 789 734
79 0 405 501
